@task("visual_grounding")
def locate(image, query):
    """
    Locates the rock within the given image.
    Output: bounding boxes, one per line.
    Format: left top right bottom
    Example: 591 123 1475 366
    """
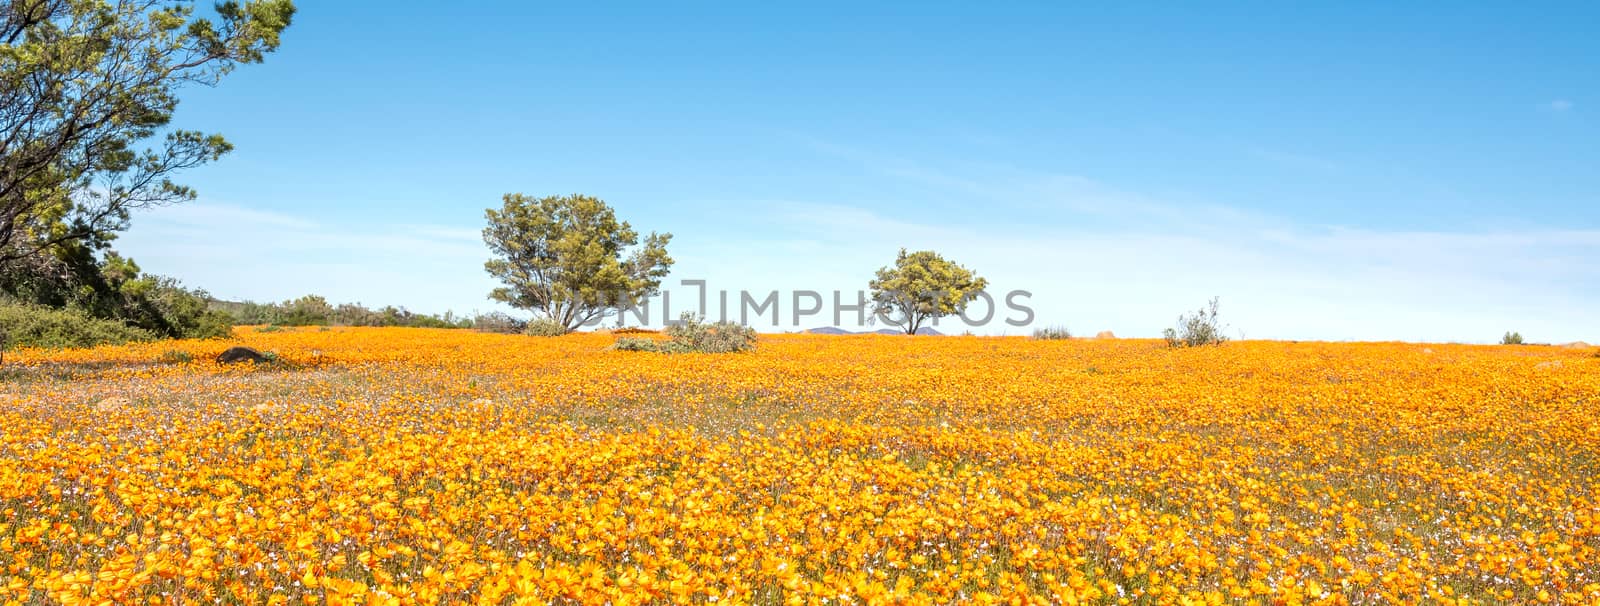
1559 341 1592 349
1535 360 1563 370
216 346 267 364
1095 331 1116 339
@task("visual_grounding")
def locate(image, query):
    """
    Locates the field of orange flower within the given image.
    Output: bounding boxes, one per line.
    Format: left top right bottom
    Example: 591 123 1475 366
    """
2 327 1598 605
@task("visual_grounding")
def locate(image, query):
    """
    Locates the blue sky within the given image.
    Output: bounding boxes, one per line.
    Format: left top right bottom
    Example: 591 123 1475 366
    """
117 2 1599 341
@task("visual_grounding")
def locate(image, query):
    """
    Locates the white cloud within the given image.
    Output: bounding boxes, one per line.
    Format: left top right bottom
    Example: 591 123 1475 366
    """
1545 99 1574 112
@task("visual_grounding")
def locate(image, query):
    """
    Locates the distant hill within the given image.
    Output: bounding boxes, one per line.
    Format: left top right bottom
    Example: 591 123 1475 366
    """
804 326 944 336
805 326 852 335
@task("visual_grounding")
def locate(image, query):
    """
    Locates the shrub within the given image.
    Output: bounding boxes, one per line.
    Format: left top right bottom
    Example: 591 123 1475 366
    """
275 295 333 326
1 247 235 341
1163 297 1229 348
611 336 666 352
1032 326 1072 340
0 301 156 350
158 349 194 364
136 278 236 339
611 314 758 353
217 297 471 329
184 309 235 340
524 317 569 337
473 312 527 334
1501 332 1525 345
665 313 757 353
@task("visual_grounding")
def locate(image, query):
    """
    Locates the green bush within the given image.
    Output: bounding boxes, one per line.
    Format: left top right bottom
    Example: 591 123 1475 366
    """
524 317 569 337
665 313 758 353
158 349 195 364
1163 297 1229 348
1 247 235 341
472 312 527 334
610 314 758 354
611 336 666 352
215 296 471 329
135 277 235 339
1032 326 1072 340
1501 331 1525 345
0 301 156 350
275 295 333 326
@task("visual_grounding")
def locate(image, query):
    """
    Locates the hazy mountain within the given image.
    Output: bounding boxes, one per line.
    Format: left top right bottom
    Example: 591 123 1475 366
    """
804 327 944 336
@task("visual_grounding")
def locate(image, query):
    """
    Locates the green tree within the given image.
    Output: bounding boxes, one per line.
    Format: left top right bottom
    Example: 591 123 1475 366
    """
0 0 295 265
868 249 988 335
0 239 232 341
277 294 331 325
483 193 673 332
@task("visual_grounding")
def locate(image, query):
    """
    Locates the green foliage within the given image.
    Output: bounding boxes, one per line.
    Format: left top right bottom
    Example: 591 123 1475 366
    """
523 317 569 337
140 277 233 339
1163 297 1230 348
610 336 665 352
471 312 526 334
400 313 467 329
277 295 332 326
0 244 233 340
218 296 471 329
158 349 194 364
612 314 757 353
0 0 296 265
868 249 988 335
1032 326 1072 340
1501 331 1525 345
664 314 758 353
0 300 155 350
483 194 674 332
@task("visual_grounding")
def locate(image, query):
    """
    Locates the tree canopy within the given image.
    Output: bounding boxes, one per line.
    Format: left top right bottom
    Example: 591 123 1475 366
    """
483 193 673 332
869 248 988 335
0 0 295 265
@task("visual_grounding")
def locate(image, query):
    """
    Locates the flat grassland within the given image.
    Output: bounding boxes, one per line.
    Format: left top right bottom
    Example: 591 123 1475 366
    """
2 329 1598 605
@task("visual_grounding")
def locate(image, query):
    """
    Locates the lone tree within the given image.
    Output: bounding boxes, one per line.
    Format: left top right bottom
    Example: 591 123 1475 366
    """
868 248 988 335
0 0 296 266
483 194 673 333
